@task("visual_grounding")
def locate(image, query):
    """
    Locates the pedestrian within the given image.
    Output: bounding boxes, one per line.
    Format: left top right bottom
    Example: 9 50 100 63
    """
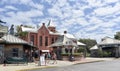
51 51 57 64
3 57 6 66
24 50 29 64
46 52 51 64
32 50 38 64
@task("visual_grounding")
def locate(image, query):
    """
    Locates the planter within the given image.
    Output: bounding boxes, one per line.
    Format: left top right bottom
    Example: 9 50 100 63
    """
61 53 82 61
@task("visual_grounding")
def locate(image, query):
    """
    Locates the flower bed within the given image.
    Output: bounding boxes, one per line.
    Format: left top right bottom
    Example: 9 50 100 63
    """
61 53 83 61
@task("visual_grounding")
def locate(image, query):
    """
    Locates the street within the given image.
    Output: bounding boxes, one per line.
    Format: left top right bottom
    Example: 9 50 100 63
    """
29 59 120 71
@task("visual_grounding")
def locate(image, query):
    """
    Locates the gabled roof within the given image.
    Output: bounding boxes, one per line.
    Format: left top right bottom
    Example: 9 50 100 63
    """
64 33 76 39
98 37 120 45
2 34 28 44
21 26 37 33
90 45 98 50
48 35 78 47
77 41 86 46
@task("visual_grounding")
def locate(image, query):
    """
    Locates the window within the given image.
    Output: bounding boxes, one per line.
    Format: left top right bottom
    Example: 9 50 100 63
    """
30 35 34 45
45 36 48 46
39 36 42 46
12 48 18 57
51 37 54 44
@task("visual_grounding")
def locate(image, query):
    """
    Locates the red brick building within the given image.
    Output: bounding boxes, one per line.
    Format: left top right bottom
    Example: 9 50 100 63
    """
20 22 60 51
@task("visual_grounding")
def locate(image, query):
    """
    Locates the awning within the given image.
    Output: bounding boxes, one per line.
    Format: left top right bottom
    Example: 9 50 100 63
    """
41 50 49 52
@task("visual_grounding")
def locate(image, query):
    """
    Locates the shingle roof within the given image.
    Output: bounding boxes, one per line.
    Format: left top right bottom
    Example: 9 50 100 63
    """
48 35 78 47
2 34 28 44
98 37 120 45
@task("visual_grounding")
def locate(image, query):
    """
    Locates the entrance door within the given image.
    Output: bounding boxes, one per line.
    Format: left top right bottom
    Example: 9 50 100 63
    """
0 45 4 63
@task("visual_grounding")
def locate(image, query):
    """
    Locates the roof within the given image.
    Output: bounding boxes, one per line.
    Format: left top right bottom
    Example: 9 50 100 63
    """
77 41 86 46
1 34 28 44
21 26 37 33
90 45 98 50
63 33 76 39
98 37 120 45
48 35 78 47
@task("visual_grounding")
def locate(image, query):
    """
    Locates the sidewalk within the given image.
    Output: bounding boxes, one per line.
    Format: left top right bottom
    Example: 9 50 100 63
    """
0 57 115 71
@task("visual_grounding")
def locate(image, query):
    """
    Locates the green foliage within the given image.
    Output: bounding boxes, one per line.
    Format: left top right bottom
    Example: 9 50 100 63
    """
61 53 81 56
19 31 28 37
114 32 120 40
77 47 85 53
16 25 28 37
78 38 97 53
98 50 112 57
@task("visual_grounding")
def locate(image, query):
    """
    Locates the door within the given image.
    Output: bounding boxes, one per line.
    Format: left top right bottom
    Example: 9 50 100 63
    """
0 45 4 63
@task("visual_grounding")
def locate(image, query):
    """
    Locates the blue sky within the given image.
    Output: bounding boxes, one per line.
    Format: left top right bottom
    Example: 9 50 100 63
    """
0 0 120 42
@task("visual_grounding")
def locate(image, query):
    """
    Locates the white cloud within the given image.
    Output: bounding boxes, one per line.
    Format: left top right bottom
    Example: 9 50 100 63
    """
0 8 5 12
48 7 63 18
104 0 119 4
94 3 120 16
1 0 120 42
5 5 18 10
72 9 84 18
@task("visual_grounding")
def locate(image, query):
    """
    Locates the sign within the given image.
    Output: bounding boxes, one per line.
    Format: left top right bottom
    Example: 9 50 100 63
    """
39 55 46 66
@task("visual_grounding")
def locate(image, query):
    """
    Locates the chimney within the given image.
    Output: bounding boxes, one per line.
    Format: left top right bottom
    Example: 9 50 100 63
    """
42 23 45 26
64 31 67 34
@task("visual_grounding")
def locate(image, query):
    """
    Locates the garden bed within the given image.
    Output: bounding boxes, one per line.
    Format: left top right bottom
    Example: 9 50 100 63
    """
61 53 83 61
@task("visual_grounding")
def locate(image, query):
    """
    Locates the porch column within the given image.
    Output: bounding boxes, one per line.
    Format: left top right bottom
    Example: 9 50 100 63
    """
115 47 119 58
99 46 103 57
118 46 120 57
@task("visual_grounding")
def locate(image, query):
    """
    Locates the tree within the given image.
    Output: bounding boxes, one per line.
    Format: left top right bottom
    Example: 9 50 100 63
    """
16 25 28 38
114 32 120 40
78 38 97 53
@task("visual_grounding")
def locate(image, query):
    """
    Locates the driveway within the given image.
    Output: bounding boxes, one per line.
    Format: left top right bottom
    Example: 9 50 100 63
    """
29 59 120 71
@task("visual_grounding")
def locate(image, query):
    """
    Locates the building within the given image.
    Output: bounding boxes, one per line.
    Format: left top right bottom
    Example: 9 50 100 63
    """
19 21 86 61
20 21 85 53
90 37 120 57
0 25 8 38
0 34 35 63
20 21 60 52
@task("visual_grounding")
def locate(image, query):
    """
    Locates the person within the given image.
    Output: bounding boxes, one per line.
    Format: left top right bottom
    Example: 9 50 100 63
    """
51 51 57 64
3 57 6 66
32 50 38 64
24 50 29 64
45 52 51 64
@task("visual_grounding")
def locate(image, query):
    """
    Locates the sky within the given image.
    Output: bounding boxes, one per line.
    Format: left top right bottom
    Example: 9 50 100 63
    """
0 0 120 42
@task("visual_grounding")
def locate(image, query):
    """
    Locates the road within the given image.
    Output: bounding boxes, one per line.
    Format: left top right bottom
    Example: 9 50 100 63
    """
29 60 120 71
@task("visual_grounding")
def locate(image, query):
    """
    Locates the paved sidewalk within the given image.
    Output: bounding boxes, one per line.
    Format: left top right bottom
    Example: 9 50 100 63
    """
0 58 115 71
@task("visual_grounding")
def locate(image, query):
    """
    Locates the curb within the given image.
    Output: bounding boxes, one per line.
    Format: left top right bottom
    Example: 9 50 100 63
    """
17 66 57 71
73 60 104 65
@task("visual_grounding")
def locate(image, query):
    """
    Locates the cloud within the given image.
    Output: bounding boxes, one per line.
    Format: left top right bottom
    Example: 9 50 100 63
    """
94 3 120 16
5 5 18 10
0 0 120 42
0 8 5 12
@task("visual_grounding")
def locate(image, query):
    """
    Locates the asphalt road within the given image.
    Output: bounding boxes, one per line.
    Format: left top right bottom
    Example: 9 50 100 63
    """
29 60 120 71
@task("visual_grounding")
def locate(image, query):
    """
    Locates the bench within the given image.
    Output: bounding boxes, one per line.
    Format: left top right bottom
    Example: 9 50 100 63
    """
6 57 28 64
